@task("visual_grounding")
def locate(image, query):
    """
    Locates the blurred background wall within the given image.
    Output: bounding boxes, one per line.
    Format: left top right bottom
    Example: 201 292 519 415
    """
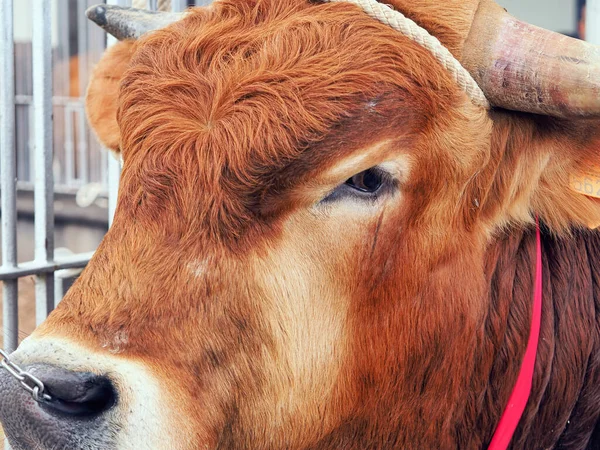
498 0 577 34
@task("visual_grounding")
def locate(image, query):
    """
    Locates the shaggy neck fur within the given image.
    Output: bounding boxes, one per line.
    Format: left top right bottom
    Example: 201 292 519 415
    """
479 227 600 449
272 228 600 450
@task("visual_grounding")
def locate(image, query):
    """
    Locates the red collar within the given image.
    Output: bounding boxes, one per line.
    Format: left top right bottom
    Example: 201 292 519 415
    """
488 220 543 449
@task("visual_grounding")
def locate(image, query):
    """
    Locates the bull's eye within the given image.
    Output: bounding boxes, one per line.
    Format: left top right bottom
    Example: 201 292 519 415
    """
345 168 383 193
320 167 394 203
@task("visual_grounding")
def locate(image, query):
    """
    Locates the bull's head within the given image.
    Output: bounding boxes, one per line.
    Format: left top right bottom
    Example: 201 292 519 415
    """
1 0 600 448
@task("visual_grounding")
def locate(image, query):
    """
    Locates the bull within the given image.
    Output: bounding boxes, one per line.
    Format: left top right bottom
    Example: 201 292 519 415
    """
1 0 600 448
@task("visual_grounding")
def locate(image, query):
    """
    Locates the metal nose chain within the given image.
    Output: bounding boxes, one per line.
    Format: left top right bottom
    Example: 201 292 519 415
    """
0 348 52 403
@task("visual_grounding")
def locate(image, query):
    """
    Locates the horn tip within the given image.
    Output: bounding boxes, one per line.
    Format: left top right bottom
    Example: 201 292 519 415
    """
86 5 107 27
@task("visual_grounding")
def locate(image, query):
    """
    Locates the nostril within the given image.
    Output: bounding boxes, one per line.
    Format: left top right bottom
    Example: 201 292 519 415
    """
35 366 117 418
44 377 116 418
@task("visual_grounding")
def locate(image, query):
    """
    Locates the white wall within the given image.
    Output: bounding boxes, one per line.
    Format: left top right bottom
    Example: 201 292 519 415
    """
589 0 600 43
497 0 577 34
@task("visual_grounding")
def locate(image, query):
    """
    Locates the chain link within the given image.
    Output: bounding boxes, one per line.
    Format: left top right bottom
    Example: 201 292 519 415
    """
0 348 52 402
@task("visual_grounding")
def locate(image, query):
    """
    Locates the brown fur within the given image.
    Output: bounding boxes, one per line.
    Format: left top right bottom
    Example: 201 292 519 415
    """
39 0 600 448
86 40 135 152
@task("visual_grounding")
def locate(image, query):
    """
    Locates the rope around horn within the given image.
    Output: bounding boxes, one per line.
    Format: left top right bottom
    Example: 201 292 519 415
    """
326 0 490 109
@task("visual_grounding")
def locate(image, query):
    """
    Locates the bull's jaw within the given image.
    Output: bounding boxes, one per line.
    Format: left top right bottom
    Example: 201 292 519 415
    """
0 336 192 450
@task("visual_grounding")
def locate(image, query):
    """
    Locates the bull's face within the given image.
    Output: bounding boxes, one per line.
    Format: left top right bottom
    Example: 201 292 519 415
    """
1 0 599 449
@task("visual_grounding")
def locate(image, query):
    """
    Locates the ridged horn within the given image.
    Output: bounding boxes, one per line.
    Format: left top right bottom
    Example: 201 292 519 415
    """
85 4 184 40
462 0 600 117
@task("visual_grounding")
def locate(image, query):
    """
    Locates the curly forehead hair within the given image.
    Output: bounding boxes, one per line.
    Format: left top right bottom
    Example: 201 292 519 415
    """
114 0 465 242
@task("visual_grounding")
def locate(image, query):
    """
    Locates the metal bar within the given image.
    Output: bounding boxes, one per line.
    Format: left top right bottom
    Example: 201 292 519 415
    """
56 0 71 97
34 275 54 326
64 106 75 185
15 181 109 197
0 252 95 281
32 0 55 325
589 0 600 44
15 104 30 182
77 105 89 184
54 276 64 306
106 0 127 225
3 0 16 429
1 0 19 357
77 1 89 101
88 2 109 189
27 105 35 192
15 95 85 106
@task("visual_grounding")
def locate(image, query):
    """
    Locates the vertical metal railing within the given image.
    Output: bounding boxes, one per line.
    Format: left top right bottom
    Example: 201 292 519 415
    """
1 10 14 449
32 1 55 325
1 0 18 355
77 1 91 187
106 0 128 225
64 105 75 185
1 3 17 448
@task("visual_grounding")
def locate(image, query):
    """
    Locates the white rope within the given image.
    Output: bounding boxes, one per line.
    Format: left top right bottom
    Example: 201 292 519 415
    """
326 0 490 109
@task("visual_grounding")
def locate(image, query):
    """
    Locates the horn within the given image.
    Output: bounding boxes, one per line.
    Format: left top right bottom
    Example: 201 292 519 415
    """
461 0 600 117
85 4 184 40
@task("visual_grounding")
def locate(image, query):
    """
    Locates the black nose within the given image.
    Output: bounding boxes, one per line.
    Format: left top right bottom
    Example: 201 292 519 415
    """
0 363 120 449
37 366 116 418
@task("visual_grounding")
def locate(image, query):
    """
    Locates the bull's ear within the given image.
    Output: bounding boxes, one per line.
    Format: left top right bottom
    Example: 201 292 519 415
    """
85 40 135 153
537 120 600 231
479 115 600 232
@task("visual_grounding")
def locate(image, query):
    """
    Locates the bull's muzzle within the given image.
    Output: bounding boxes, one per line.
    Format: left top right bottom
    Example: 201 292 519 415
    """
0 361 118 450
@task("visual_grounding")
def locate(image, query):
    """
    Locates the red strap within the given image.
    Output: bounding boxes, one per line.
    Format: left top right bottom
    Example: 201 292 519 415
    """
488 221 543 450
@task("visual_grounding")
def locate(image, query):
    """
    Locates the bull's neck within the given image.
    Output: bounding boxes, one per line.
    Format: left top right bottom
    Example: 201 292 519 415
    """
477 226 600 449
